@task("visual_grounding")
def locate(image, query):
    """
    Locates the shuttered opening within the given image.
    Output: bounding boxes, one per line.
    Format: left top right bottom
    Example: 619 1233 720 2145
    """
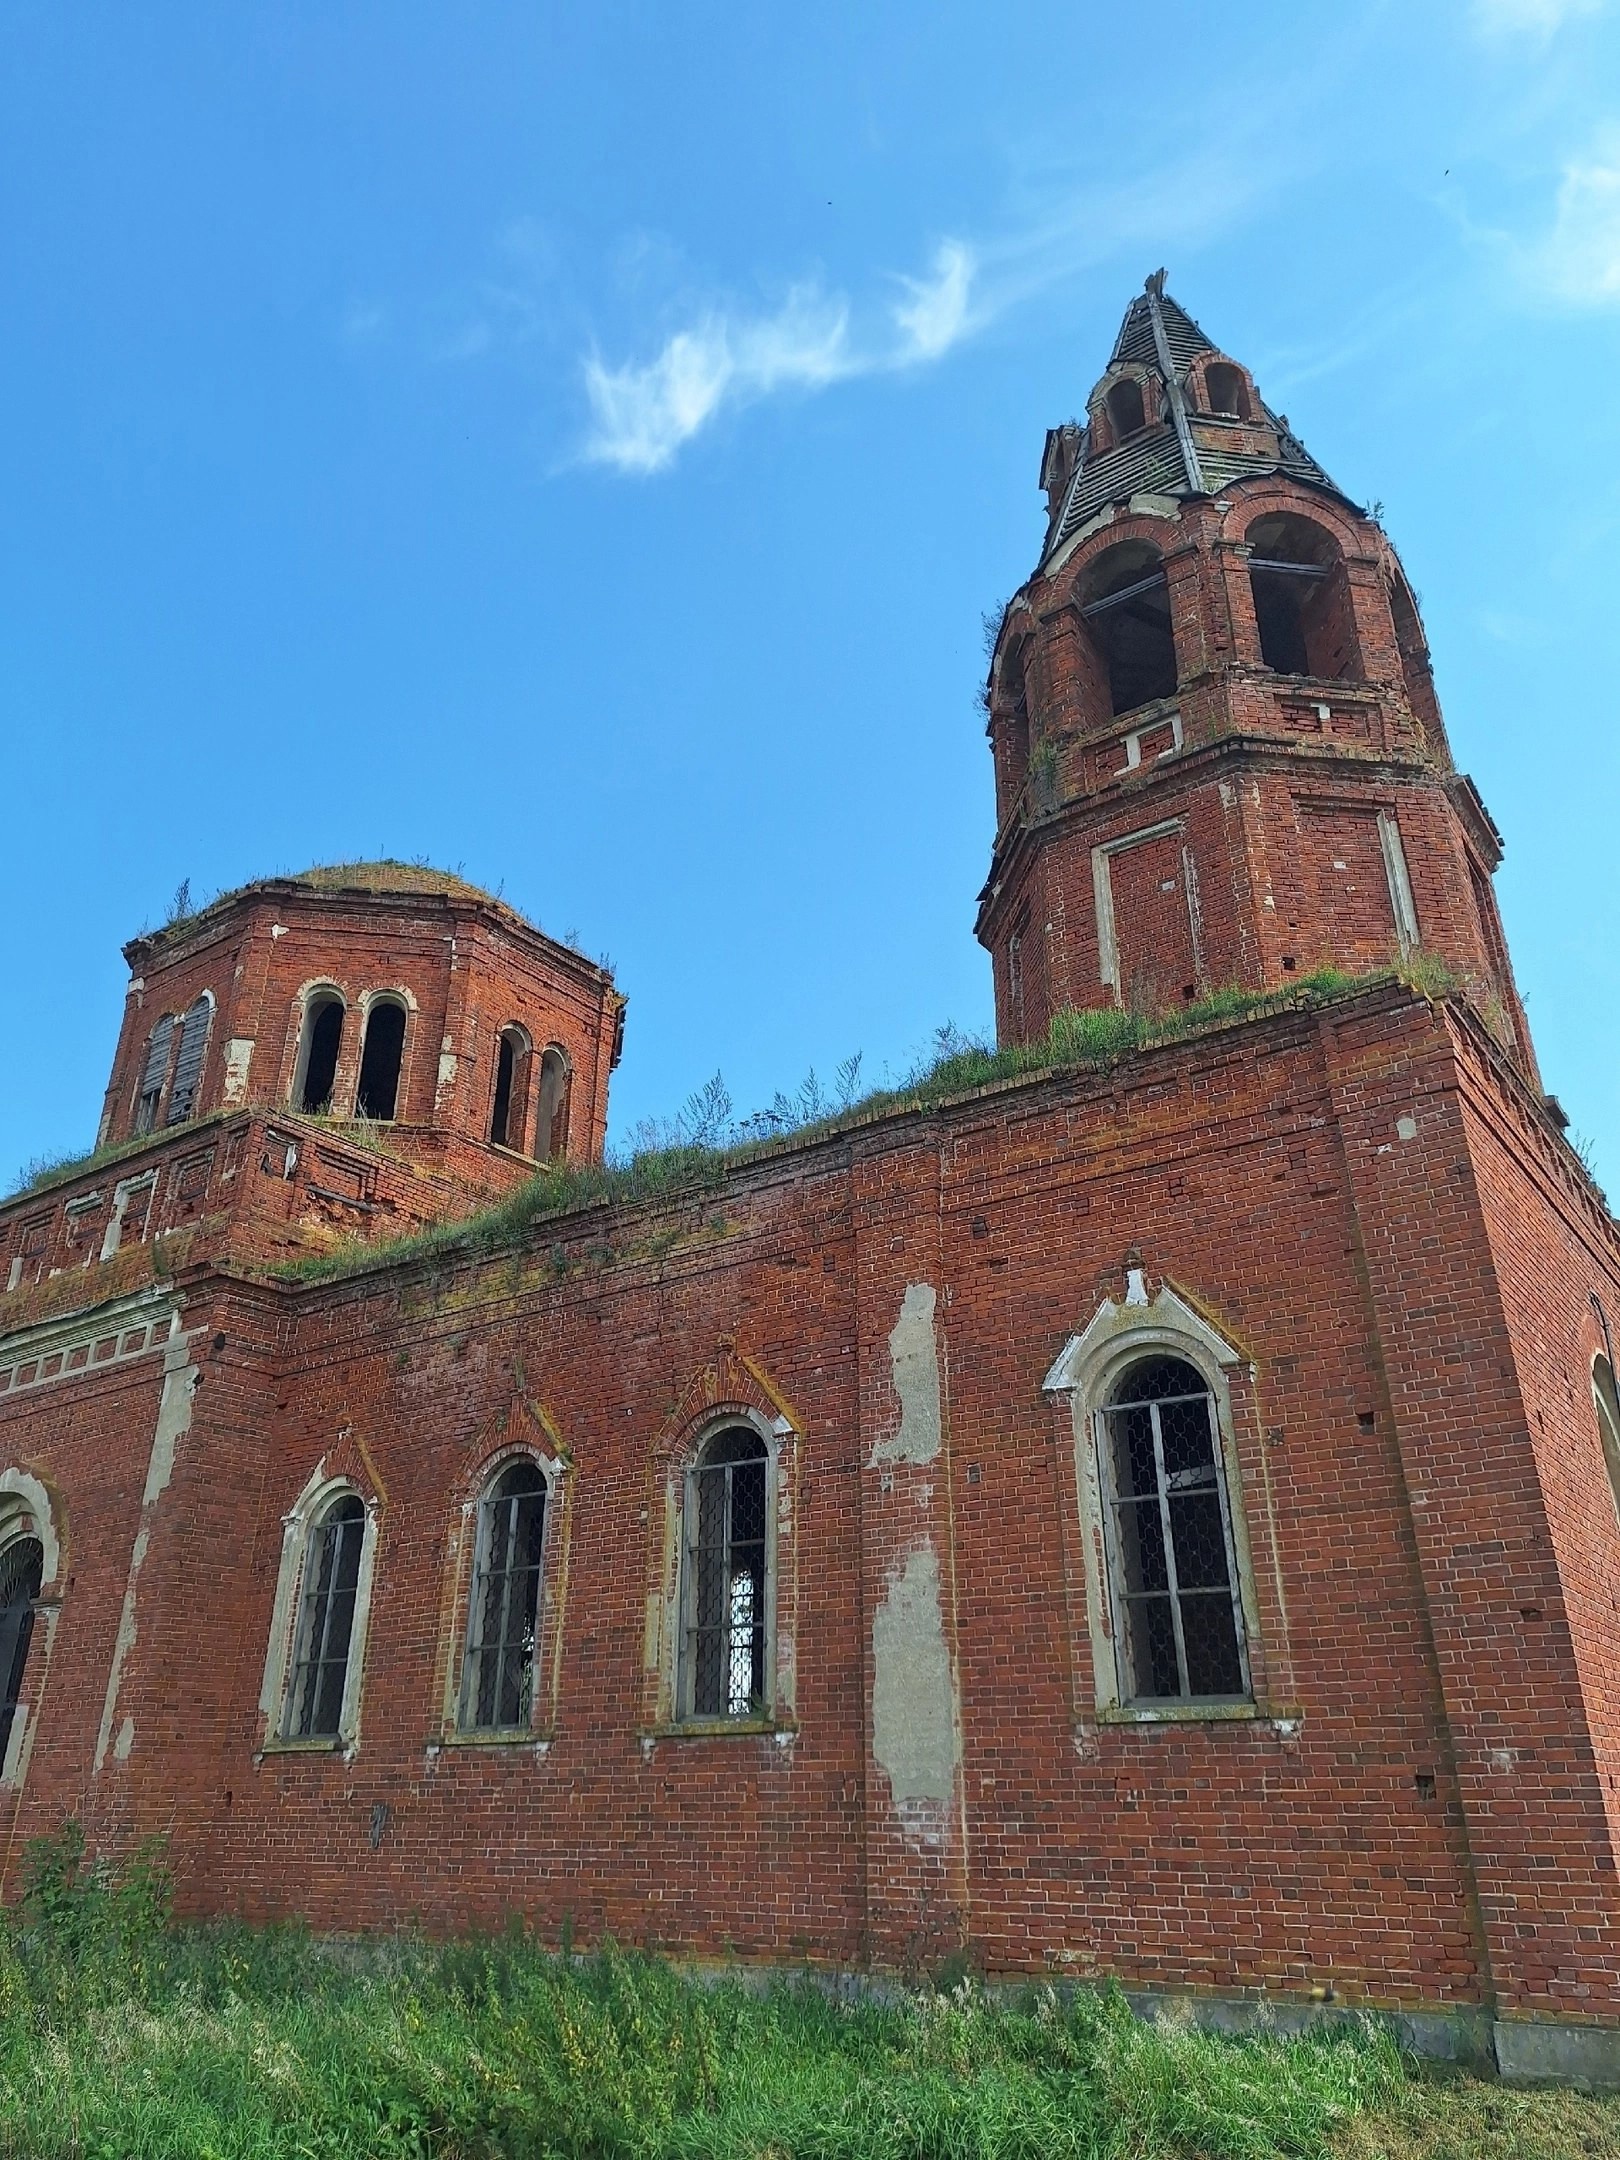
133 1015 175 1135
164 997 213 1126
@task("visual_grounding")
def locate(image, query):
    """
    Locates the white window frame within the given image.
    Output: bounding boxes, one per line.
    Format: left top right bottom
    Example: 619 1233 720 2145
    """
260 1470 379 1753
676 1414 779 1726
455 1450 558 1737
1045 1276 1263 1720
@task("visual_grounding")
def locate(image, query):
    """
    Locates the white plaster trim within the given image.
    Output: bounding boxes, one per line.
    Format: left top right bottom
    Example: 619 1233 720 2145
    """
1044 1283 1243 1394
1377 810 1420 953
0 1287 180 1399
669 1408 787 1729
443 1439 569 1737
258 1465 380 1755
1113 707 1183 776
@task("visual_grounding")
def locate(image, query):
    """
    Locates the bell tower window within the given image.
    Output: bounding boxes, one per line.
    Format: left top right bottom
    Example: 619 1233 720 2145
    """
537 1047 571 1164
1247 513 1362 683
1080 542 1178 718
1105 378 1146 439
490 1026 532 1151
1204 362 1249 418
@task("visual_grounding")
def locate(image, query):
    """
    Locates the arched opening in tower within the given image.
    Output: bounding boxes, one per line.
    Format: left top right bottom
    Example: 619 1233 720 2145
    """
1388 570 1441 738
1204 362 1250 419
537 1048 571 1164
296 993 345 1115
1080 542 1178 718
355 1000 407 1121
490 1026 532 1151
1247 513 1362 682
1105 378 1146 439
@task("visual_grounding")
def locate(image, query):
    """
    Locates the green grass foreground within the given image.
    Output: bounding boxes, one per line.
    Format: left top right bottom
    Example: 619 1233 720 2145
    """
3 1830 1619 2159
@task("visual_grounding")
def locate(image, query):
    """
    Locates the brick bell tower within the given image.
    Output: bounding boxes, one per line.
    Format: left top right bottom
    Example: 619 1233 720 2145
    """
977 273 1534 1075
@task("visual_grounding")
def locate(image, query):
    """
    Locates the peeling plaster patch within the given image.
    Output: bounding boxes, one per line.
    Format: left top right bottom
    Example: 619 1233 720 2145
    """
1396 1115 1418 1142
94 1334 198 1772
222 1039 255 1107
113 1717 134 1762
873 1284 941 1463
872 1545 960 1832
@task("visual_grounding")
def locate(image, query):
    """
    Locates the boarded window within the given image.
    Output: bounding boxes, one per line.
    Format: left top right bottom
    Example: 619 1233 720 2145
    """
460 1461 548 1731
0 1536 44 1768
133 1016 175 1136
164 996 213 1127
1081 542 1178 718
355 1001 406 1121
296 994 345 1115
682 1427 769 1720
282 1495 365 1740
1098 1357 1247 1702
1103 830 1203 1013
1295 804 1408 972
537 1048 570 1164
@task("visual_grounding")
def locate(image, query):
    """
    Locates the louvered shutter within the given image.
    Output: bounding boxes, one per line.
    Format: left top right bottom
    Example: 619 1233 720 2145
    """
133 1015 175 1134
165 997 212 1125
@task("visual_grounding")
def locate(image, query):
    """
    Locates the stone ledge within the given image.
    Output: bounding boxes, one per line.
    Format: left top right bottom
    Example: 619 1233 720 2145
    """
1494 2016 1620 2089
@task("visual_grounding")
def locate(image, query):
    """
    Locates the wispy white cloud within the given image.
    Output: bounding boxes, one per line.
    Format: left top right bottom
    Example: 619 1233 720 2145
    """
1524 136 1620 301
582 286 854 474
1471 0 1603 38
578 141 1272 477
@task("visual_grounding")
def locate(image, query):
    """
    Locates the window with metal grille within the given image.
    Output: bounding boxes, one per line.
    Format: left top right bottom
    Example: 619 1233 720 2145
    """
0 1537 44 1768
1594 1357 1620 1525
682 1426 770 1720
164 995 213 1127
1098 1356 1248 1702
460 1460 547 1731
282 1495 366 1740
132 1015 175 1135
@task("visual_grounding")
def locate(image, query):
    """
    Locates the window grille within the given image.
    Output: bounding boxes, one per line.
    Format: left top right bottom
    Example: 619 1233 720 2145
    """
283 1496 365 1740
133 1016 175 1136
460 1461 547 1731
164 997 213 1127
683 1427 769 1719
1098 1356 1248 1702
0 1537 43 1765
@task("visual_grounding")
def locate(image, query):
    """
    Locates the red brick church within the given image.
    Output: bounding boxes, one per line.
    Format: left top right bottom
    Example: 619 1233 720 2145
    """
4 278 1619 2083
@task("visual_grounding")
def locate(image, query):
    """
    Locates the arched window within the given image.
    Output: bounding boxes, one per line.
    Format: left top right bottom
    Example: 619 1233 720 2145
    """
293 991 345 1115
0 1535 44 1770
164 994 214 1127
1247 513 1362 682
537 1047 571 1164
355 998 407 1121
489 1026 532 1152
460 1460 548 1731
1097 1355 1248 1703
1594 1357 1620 1524
681 1425 771 1721
1080 541 1178 718
1204 362 1250 419
1388 571 1441 737
282 1493 366 1740
1105 377 1146 439
132 1015 175 1136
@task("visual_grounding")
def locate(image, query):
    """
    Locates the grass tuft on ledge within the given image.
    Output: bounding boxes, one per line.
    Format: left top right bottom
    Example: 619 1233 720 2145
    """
272 966 1378 1287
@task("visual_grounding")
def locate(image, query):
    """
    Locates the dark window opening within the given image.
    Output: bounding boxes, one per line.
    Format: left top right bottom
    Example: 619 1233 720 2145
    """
284 1495 365 1740
1106 378 1146 438
355 1001 406 1121
1101 1356 1247 1702
1247 513 1362 682
460 1461 547 1731
1204 362 1249 419
685 1427 768 1719
297 996 345 1115
132 1015 175 1136
1388 572 1441 737
538 1048 570 1164
1081 543 1178 718
165 995 213 1127
490 1027 531 1151
0 1536 44 1768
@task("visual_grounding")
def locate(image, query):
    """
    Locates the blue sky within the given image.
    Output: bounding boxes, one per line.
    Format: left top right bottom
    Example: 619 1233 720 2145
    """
3 0 1618 1189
